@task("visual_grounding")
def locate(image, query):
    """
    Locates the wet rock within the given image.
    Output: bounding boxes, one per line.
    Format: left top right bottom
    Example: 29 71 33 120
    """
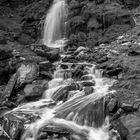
72 65 87 79
84 86 94 95
81 81 95 87
24 80 47 101
111 108 124 121
0 114 24 140
67 83 82 91
60 64 69 69
76 98 105 127
51 87 69 102
37 126 71 140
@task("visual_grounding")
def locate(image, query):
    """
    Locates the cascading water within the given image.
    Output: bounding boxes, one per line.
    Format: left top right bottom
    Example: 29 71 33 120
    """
5 51 117 140
42 0 67 48
2 1 118 139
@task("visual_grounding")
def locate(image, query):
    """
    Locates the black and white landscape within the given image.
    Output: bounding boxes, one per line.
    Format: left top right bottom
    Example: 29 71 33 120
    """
0 0 140 140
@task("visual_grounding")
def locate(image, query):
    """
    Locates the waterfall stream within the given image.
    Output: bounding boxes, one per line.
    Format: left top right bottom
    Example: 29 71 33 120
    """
4 1 118 140
6 50 116 140
42 0 67 48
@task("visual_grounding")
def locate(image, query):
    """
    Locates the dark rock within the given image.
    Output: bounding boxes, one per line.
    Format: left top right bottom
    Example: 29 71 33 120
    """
39 61 55 71
2 73 18 99
45 49 60 62
121 103 133 112
105 67 122 77
72 65 87 79
81 81 95 87
60 64 69 69
110 119 129 140
84 86 94 95
31 44 51 52
39 71 53 80
66 83 82 91
0 49 12 61
106 98 118 113
111 108 124 121
0 114 24 140
62 58 78 63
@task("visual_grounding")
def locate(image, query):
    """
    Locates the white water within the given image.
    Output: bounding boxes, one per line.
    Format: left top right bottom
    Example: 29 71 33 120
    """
7 61 116 140
4 0 117 139
42 0 67 48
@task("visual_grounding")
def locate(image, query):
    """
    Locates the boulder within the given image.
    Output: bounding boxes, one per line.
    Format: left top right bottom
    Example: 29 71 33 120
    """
24 80 47 101
16 63 39 86
120 113 140 140
0 114 24 140
84 86 94 95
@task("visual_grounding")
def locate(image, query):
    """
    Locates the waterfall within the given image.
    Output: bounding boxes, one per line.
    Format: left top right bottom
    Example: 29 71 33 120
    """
42 0 67 48
2 1 118 140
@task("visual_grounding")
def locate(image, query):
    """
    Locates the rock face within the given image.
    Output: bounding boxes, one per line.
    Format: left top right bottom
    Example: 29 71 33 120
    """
67 0 135 47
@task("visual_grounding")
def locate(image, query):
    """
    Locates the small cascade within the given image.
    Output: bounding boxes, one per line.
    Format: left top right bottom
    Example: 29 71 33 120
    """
42 0 68 48
5 47 117 140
